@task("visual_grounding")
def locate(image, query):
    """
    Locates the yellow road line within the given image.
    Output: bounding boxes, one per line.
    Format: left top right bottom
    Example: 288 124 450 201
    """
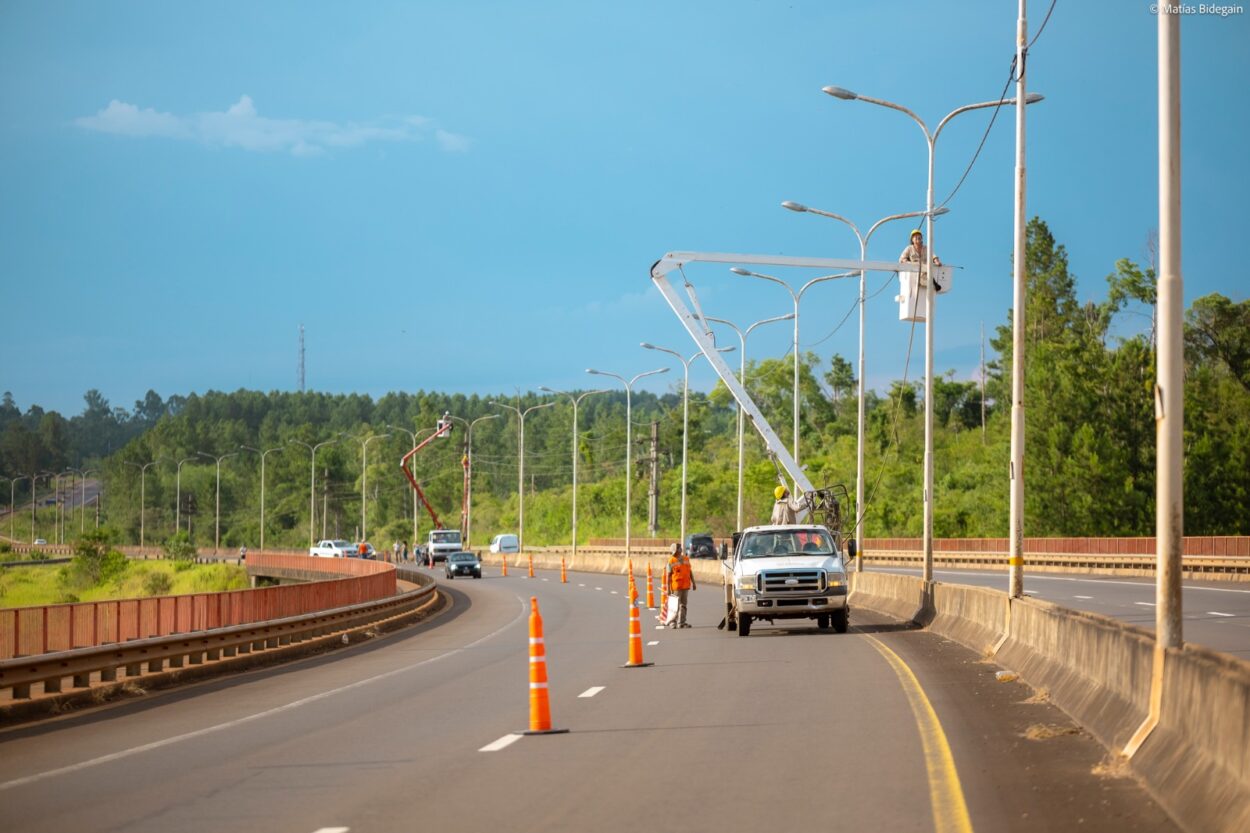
858 631 974 833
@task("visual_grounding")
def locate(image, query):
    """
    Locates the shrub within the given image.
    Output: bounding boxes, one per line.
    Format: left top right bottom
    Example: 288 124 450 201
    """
163 531 197 562
142 571 173 597
0 541 11 554
71 528 127 585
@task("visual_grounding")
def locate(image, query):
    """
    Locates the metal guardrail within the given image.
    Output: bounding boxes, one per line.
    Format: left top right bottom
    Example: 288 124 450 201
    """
0 562 433 701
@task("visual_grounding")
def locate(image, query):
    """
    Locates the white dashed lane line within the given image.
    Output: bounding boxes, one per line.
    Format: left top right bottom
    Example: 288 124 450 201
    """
479 734 523 752
647 641 659 646
579 687 606 698
312 828 350 833
1074 595 1093 600
1135 602 1156 607
1208 611 1235 617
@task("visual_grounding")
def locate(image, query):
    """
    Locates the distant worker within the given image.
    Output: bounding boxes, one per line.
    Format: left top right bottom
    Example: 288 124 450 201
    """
770 485 804 525
899 229 944 291
393 541 401 562
359 541 368 559
668 543 697 628
238 545 247 562
402 541 409 562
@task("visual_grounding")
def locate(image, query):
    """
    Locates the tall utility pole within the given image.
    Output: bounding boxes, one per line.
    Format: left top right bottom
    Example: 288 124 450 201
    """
980 322 987 444
1008 0 1029 599
298 324 306 393
647 420 660 537
1156 4 1183 650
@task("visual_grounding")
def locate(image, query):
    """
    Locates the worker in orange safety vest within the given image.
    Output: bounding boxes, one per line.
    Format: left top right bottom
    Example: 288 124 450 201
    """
667 542 697 628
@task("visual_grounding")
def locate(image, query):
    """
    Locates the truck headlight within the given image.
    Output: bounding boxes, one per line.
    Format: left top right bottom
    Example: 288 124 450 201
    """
826 572 846 588
736 578 755 591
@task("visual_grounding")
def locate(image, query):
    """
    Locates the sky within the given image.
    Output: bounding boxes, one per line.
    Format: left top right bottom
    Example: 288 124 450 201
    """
2 1 1247 417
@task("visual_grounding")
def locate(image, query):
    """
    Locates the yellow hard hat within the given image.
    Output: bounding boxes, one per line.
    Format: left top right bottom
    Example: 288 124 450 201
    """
774 485 787 500
910 228 923 238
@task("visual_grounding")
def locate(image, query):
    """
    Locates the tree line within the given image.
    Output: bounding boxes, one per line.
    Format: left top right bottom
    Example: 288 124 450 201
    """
3 218 1248 549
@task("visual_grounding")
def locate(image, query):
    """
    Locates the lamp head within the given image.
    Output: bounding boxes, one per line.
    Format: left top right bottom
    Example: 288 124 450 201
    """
640 342 656 350
822 86 858 101
1025 92 1044 104
931 207 951 217
781 201 808 213
730 267 751 276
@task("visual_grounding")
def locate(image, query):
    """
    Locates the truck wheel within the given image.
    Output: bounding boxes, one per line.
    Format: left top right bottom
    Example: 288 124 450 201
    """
737 614 752 637
832 608 849 633
817 613 831 630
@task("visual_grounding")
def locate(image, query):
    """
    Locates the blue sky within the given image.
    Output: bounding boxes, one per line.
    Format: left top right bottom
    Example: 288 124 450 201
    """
2 1 1246 416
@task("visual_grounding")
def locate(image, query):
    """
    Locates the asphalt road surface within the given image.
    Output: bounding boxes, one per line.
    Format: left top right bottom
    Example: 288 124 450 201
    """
875 566 1250 658
0 566 1178 833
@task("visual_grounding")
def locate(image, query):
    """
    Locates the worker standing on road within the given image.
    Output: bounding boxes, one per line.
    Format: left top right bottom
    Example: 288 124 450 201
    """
899 229 944 291
402 541 409 562
770 485 804 525
668 543 696 628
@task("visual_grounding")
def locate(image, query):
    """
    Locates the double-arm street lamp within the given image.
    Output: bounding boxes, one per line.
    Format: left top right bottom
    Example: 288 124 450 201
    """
198 451 238 554
355 432 391 544
730 267 856 468
123 458 165 550
65 467 96 534
448 415 500 548
705 314 794 531
585 367 669 561
490 399 557 555
640 343 734 547
288 437 341 548
175 456 200 535
240 445 284 551
822 84 1044 580
781 201 948 566
30 472 52 543
538 387 608 560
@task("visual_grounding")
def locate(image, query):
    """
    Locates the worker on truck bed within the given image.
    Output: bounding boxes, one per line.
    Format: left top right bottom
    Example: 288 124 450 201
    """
899 229 943 291
770 485 804 525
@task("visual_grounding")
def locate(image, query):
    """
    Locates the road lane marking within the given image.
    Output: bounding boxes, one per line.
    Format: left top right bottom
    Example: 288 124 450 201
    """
1074 595 1093 600
311 828 350 833
1208 611 1235 617
595 587 603 591
857 631 974 833
479 734 523 752
578 583 586 587
1023 590 1037 595
0 597 531 792
610 590 618 595
578 687 606 698
646 641 659 646
1135 602 1156 607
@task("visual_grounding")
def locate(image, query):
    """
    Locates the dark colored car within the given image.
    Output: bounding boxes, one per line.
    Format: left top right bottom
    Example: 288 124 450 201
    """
685 532 716 559
444 551 482 579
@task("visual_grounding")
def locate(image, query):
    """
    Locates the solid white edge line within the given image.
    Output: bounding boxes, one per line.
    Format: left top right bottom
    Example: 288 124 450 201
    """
578 686 606 698
479 733 523 752
311 827 350 833
0 597 531 792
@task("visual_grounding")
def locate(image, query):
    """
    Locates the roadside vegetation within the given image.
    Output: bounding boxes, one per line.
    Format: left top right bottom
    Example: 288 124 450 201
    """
3 219 1248 546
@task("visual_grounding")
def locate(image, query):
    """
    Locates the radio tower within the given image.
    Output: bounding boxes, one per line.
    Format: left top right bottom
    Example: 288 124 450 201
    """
298 324 306 392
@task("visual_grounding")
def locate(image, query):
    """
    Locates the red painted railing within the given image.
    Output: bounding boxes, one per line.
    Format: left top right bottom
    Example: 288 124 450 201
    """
0 554 396 659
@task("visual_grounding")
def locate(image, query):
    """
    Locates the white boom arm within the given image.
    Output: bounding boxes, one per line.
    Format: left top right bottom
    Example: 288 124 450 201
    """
649 250 922 499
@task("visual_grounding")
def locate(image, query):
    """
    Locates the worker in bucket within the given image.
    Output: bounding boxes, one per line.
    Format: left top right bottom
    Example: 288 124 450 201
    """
770 485 804 525
899 229 944 291
667 542 697 628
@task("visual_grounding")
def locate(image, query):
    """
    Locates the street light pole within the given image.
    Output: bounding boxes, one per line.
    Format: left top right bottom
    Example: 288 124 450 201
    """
823 83 1044 581
586 367 669 561
781 202 946 567
356 433 391 544
448 415 500 548
289 438 340 548
199 452 238 554
539 387 609 559
175 456 198 536
490 399 556 556
705 314 794 531
731 268 855 468
0 477 20 543
240 445 283 551
640 343 734 546
30 472 51 543
123 459 164 550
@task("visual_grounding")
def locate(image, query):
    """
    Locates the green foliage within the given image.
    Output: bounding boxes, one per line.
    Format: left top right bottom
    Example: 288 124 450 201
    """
70 527 127 585
163 531 197 561
142 571 173 596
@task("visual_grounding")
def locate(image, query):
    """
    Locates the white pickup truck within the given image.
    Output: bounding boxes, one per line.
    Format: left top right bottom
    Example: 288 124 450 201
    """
310 539 354 558
724 524 850 636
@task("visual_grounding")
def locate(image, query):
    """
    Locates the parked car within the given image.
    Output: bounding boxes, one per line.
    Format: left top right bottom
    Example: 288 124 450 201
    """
32 538 47 546
685 532 716 559
490 533 520 554
444 551 482 579
310 539 354 558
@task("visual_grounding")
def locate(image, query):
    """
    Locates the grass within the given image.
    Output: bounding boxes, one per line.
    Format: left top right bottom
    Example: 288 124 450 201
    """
0 560 248 609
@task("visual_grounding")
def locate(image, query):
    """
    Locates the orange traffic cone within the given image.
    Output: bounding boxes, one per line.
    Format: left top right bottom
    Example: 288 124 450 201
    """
524 597 568 735
658 567 669 624
646 562 655 609
528 553 535 579
502 554 508 577
623 600 653 668
560 557 568 584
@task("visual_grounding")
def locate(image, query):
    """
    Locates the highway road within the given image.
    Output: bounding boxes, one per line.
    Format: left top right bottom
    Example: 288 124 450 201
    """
875 566 1250 658
0 566 1178 832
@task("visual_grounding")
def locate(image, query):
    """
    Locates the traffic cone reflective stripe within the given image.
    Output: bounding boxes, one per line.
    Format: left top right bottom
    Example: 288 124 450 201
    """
623 601 653 668
646 562 655 609
524 596 568 735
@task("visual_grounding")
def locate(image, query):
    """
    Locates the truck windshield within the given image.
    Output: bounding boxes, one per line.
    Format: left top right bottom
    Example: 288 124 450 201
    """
739 531 836 559
431 531 461 544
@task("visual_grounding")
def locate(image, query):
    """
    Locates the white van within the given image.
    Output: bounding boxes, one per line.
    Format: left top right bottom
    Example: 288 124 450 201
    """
489 533 519 554
427 528 463 562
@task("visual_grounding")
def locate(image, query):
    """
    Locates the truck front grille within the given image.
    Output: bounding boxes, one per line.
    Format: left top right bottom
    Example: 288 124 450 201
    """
758 569 824 594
